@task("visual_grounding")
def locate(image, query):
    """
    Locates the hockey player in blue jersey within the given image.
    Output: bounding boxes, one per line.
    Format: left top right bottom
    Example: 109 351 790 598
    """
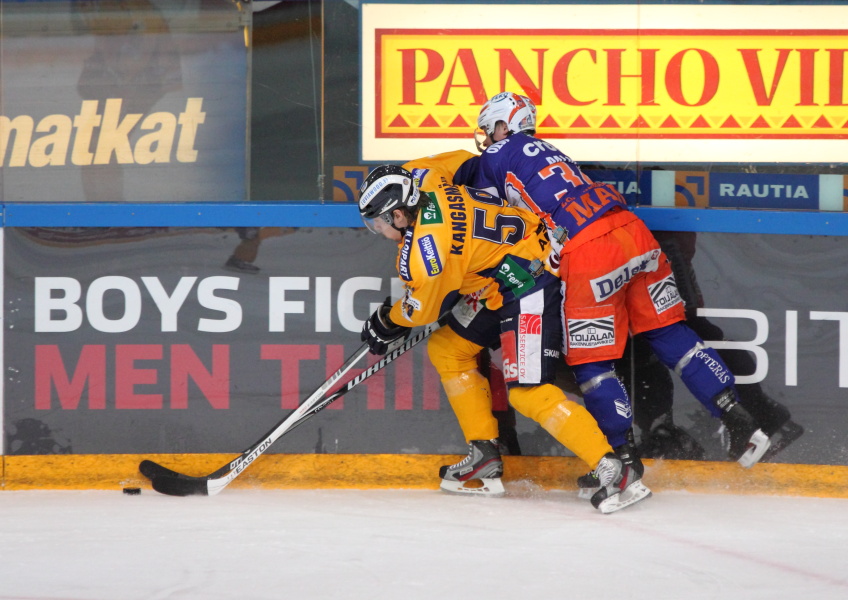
456 92 787 491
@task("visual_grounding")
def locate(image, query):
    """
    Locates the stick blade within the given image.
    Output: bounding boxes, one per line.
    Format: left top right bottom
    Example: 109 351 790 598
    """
139 459 183 480
151 475 210 497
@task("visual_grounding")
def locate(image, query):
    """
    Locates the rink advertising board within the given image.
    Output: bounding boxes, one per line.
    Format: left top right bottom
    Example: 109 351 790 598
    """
3 227 472 457
361 2 848 163
3 226 848 465
0 3 248 202
336 166 848 210
583 169 848 211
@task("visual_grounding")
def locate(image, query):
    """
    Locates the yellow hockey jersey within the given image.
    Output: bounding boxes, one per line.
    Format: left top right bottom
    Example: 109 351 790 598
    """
387 155 553 327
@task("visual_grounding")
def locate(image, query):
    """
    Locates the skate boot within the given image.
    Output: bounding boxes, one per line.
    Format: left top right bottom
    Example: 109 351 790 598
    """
577 468 601 497
637 412 706 461
715 389 771 468
578 430 645 499
439 439 505 497
588 453 652 514
738 389 791 435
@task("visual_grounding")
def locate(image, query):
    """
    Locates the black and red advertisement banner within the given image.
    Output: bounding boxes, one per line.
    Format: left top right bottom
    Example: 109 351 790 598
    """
3 226 846 465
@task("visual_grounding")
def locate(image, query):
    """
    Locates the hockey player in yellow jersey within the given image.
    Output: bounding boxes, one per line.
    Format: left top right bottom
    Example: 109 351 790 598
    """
358 161 651 513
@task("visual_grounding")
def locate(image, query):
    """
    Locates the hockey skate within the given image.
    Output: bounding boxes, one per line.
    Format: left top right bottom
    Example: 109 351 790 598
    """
587 453 652 514
716 394 771 468
578 433 645 499
736 392 804 462
577 452 643 500
439 439 505 497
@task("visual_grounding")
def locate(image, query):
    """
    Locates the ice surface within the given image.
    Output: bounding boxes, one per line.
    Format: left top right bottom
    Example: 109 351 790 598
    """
1 486 846 600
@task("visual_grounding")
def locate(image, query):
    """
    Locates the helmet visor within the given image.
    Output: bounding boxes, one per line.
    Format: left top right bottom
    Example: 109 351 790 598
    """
362 211 394 235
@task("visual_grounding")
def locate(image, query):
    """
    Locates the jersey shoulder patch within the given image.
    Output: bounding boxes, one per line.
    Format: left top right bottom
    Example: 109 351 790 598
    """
418 193 444 225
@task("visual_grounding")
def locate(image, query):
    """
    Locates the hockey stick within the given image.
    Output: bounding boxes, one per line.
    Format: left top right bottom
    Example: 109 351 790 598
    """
140 315 446 496
138 343 370 486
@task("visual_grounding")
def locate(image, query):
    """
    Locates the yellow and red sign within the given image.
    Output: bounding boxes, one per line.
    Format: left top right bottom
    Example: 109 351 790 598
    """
361 3 848 163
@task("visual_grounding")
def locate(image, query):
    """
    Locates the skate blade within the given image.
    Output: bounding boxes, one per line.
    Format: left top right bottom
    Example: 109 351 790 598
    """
738 429 772 468
597 481 653 514
439 477 506 498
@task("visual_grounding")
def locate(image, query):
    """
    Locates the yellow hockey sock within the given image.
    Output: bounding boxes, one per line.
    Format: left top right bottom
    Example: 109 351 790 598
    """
509 385 612 469
442 371 499 442
428 327 498 443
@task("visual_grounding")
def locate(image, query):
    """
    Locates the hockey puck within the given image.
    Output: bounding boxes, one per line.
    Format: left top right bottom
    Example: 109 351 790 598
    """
122 487 141 495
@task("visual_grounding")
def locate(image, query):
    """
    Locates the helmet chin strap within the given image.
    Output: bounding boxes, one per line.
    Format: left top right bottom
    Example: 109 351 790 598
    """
387 208 412 237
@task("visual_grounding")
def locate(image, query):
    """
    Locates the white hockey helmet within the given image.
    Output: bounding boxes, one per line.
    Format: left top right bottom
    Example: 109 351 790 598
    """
476 92 537 143
358 164 421 234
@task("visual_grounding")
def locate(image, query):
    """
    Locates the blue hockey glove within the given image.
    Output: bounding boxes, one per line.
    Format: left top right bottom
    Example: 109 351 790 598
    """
361 297 411 355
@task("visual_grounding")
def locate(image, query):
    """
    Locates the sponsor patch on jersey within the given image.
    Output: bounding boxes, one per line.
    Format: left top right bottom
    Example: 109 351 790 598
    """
648 273 683 314
500 330 518 383
419 193 443 225
590 249 661 302
516 314 543 384
519 313 542 336
417 234 442 276
452 289 487 328
495 256 535 297
410 168 430 189
567 316 615 349
398 228 415 281
498 314 543 384
401 288 421 322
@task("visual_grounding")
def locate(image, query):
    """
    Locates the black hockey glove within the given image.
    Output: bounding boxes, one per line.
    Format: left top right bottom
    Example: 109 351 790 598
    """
361 297 411 356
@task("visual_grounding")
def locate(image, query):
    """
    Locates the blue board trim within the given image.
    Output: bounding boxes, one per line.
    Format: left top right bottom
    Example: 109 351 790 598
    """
632 207 848 236
3 203 848 236
1 203 364 228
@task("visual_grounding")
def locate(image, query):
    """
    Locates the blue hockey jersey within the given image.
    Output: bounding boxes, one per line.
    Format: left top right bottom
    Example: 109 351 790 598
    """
469 132 628 242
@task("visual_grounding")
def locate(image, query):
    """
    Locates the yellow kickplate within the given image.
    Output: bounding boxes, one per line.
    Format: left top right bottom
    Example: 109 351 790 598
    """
2 454 846 498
